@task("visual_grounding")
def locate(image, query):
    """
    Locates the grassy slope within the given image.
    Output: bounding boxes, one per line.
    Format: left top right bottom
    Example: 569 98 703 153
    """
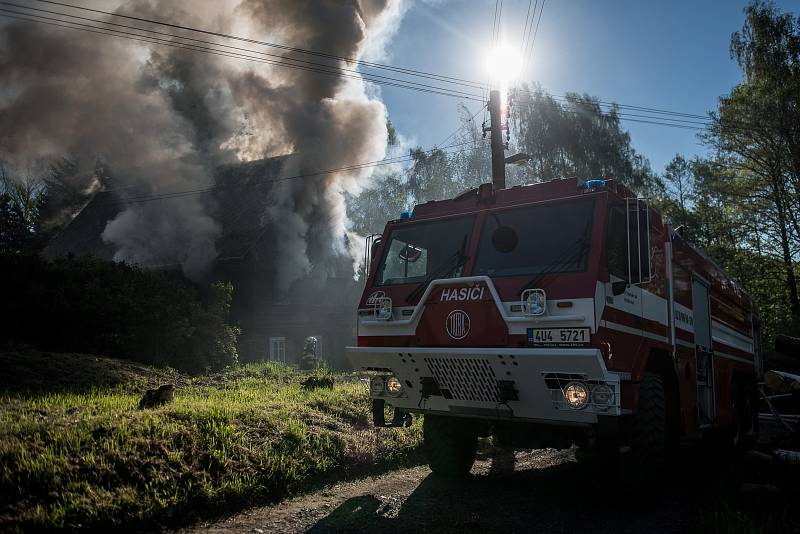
0 352 422 531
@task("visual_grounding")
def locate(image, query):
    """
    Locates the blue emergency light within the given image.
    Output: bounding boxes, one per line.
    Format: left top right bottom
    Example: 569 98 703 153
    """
579 178 607 191
400 210 412 220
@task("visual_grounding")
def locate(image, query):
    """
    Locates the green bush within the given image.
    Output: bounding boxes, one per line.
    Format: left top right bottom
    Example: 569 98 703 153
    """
0 254 239 372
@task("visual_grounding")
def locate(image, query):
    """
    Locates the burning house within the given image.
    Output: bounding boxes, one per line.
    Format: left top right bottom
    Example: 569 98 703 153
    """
43 155 362 368
2 1 403 368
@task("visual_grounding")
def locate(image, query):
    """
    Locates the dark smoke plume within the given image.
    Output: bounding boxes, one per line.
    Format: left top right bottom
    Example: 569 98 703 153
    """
0 0 403 282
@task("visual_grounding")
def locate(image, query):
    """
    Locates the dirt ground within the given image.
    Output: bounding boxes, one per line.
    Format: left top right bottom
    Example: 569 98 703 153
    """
185 447 717 534
182 418 798 534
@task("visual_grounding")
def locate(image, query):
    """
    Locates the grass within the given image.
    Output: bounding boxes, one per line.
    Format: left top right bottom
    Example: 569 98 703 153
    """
0 352 423 531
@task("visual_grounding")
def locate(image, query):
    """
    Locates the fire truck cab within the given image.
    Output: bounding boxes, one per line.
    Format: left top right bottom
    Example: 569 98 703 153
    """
347 178 761 477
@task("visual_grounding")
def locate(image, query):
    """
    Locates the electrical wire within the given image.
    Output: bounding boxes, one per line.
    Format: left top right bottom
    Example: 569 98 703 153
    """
515 92 800 135
484 0 503 126
0 9 485 101
0 1 751 128
524 0 545 74
520 0 535 57
3 2 796 138
24 0 483 89
495 0 504 44
491 0 504 46
94 141 488 207
0 2 486 91
434 104 489 149
3 9 789 138
516 87 708 120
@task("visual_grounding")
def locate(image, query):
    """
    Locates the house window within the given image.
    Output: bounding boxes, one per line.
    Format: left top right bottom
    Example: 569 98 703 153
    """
269 337 286 363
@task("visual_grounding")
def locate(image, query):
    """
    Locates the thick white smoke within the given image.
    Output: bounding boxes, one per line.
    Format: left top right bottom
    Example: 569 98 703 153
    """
0 0 404 283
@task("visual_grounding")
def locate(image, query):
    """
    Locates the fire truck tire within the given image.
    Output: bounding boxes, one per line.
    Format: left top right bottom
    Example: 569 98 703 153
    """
630 372 667 480
423 415 478 477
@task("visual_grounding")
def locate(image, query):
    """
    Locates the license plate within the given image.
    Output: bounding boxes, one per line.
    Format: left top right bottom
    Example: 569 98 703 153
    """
528 327 590 346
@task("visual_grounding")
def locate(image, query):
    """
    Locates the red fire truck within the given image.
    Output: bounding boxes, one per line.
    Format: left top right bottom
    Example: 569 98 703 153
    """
347 177 762 477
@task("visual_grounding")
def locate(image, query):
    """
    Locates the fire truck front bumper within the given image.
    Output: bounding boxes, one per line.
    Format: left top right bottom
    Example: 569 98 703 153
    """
346 346 624 425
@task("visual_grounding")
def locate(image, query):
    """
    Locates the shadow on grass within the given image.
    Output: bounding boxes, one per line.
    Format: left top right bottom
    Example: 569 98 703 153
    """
0 350 182 394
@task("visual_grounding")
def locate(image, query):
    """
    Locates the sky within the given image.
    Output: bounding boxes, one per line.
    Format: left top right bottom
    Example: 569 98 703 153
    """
378 0 796 175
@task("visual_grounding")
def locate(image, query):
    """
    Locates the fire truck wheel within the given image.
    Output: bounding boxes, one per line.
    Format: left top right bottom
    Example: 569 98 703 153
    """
423 415 478 477
630 372 667 480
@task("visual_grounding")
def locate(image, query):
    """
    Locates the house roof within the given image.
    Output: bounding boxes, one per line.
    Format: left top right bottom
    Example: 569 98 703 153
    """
41 189 120 261
43 156 290 263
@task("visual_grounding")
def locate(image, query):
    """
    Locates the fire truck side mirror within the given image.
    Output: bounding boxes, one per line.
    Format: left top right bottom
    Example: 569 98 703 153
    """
611 281 627 296
370 237 382 266
364 234 382 273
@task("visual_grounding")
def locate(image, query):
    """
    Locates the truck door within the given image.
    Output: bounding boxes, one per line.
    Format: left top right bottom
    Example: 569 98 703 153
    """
692 276 714 425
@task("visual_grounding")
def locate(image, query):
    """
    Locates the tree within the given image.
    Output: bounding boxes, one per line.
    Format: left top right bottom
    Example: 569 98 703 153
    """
508 86 660 192
663 154 693 210
447 103 492 191
704 1 800 320
346 173 408 237
0 162 46 254
406 147 454 203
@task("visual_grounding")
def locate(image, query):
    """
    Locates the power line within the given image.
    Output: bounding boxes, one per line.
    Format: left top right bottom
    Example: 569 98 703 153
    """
491 0 499 45
524 0 546 74
515 91 800 135
24 0 483 90
0 8 485 102
514 100 707 130
3 9 790 138
0 2 486 91
523 89 708 120
434 104 489 149
96 141 488 207
491 0 504 46
514 94 710 127
496 0 505 43
0 1 726 123
520 0 534 57
96 114 700 209
511 96 707 131
4 2 795 138
484 0 504 127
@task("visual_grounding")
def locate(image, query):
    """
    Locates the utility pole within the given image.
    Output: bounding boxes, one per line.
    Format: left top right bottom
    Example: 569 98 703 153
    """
488 89 506 190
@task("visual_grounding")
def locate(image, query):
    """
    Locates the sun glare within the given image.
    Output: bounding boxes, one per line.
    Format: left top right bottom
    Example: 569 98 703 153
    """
484 43 523 90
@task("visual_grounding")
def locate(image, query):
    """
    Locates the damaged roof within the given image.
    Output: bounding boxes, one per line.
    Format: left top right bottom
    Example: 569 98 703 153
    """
43 156 289 263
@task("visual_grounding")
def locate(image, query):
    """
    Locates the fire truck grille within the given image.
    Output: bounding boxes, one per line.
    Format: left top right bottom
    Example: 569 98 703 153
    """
424 357 498 402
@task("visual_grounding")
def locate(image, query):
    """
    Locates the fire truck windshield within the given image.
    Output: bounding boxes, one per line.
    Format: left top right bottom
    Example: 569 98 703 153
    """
473 198 595 277
375 215 475 286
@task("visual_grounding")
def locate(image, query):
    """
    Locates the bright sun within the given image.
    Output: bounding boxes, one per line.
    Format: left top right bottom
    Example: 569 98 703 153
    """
484 43 524 89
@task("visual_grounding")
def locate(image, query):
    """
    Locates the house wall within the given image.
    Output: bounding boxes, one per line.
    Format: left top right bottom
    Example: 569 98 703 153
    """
237 305 357 370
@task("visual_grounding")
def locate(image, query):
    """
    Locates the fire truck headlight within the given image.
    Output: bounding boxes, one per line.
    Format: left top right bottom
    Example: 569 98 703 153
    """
386 376 403 396
370 376 386 397
522 289 546 316
591 384 615 407
375 297 393 320
564 381 589 409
